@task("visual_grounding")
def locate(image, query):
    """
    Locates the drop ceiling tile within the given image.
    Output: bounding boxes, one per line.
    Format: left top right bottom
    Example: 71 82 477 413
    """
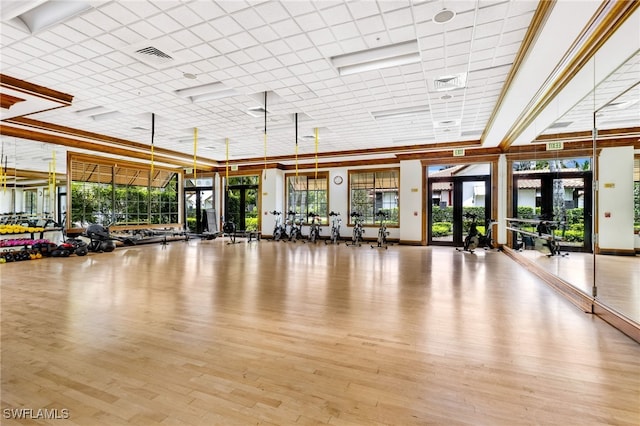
284 33 314 51
250 25 280 43
120 1 161 19
383 6 413 29
307 27 335 46
210 15 244 37
356 15 386 35
293 12 328 32
335 37 368 56
271 18 303 38
232 7 267 29
253 1 290 24
99 2 140 26
129 20 166 39
147 13 183 34
501 28 527 45
477 2 511 24
111 26 145 44
211 38 239 55
388 26 417 43
330 21 360 41
296 47 325 63
319 3 353 26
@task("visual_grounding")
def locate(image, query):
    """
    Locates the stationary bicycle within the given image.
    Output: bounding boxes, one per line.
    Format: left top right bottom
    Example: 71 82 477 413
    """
456 212 495 253
535 219 567 257
371 210 390 249
346 212 364 247
286 211 304 242
307 212 321 243
325 211 341 245
270 211 287 241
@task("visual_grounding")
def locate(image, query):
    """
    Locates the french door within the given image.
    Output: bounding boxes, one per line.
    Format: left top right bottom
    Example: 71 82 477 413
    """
428 175 491 247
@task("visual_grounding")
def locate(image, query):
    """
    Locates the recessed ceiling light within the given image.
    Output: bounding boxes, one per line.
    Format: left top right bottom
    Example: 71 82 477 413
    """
371 105 430 120
183 72 197 80
433 9 456 24
331 40 421 76
440 94 453 100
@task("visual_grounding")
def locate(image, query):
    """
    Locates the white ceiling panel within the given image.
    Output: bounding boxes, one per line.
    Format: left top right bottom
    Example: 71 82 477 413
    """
0 0 635 177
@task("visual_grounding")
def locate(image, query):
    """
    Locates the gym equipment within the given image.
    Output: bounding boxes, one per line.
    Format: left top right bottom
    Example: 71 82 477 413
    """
286 211 304 242
456 212 495 253
346 212 364 247
84 224 118 252
307 212 321 243
222 219 241 245
270 211 287 241
371 210 390 249
506 217 568 257
325 211 341 244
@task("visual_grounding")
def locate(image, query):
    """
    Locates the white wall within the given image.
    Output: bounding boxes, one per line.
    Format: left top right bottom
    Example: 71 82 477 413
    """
399 160 422 243
261 168 284 234
598 146 635 252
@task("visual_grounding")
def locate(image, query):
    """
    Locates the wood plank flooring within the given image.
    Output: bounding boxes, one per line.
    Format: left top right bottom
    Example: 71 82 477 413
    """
1 240 639 425
513 249 640 323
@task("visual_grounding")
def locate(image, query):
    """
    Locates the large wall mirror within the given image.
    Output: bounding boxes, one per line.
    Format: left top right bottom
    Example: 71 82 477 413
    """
529 50 639 331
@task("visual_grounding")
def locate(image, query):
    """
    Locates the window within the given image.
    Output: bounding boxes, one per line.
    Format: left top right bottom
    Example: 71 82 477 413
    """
349 169 399 225
286 173 328 222
70 155 179 227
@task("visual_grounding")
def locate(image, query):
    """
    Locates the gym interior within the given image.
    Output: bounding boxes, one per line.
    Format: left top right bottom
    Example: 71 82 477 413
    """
1 1 639 425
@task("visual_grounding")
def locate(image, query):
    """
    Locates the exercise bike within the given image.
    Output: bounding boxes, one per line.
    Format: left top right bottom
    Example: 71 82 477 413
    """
286 211 304 242
456 212 495 253
346 212 364 247
325 211 341 245
534 219 568 257
307 212 321 243
371 210 390 249
270 211 287 241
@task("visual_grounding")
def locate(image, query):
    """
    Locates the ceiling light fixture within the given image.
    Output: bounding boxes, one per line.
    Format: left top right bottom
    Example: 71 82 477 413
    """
91 111 125 121
331 40 421 76
433 8 456 24
75 106 111 117
371 105 430 120
175 82 237 102
15 1 92 33
191 88 239 102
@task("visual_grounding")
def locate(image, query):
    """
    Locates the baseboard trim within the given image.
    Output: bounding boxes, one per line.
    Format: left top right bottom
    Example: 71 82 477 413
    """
597 248 637 256
502 247 639 344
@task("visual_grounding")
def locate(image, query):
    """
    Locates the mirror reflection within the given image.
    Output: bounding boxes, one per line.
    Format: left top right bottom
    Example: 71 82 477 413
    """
513 50 639 326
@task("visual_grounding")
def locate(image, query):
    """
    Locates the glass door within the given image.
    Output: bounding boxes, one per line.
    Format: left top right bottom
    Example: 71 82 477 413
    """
428 164 491 246
224 176 259 231
512 169 592 252
184 177 214 234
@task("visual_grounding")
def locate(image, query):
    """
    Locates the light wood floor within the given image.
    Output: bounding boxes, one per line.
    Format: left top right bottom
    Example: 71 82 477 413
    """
514 249 640 323
1 239 639 425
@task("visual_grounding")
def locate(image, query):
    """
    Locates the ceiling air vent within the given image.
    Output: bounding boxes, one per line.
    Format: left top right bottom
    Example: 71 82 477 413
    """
123 40 182 70
430 72 467 92
135 46 173 62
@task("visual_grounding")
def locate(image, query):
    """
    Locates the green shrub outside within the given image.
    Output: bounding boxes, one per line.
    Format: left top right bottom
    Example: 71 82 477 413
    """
432 222 451 237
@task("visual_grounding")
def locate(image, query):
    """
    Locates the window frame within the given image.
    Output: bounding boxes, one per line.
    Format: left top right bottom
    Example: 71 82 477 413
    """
348 168 400 227
285 172 329 224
